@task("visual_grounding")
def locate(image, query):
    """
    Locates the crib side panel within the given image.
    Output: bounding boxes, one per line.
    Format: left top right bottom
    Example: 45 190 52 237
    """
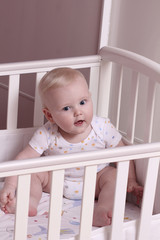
0 128 36 164
99 46 160 144
0 142 160 240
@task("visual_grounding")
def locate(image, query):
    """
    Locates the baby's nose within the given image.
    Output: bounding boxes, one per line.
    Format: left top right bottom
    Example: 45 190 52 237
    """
74 107 82 116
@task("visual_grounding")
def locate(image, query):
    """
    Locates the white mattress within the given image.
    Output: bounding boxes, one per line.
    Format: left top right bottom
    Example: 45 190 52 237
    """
0 191 141 240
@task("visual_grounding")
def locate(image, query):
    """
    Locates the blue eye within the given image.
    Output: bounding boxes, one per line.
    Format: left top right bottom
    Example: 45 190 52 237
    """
80 100 86 105
63 106 70 111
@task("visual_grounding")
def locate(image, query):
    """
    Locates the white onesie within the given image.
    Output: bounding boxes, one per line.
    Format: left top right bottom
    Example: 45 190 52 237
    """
29 116 121 199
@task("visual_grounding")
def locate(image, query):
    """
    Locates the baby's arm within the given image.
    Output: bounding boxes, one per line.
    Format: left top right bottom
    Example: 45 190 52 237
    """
0 145 40 212
117 140 143 204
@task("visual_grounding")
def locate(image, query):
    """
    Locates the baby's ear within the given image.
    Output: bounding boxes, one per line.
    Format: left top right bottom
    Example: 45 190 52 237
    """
43 108 54 123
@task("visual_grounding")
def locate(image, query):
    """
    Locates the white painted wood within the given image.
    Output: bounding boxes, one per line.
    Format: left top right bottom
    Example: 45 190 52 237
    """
14 174 31 240
99 47 160 83
99 0 113 48
0 55 100 76
0 142 160 178
115 64 123 130
79 165 97 240
47 170 64 240
89 66 100 114
144 80 156 143
97 61 112 118
33 72 46 127
110 161 129 240
137 157 159 240
126 71 139 143
7 75 20 130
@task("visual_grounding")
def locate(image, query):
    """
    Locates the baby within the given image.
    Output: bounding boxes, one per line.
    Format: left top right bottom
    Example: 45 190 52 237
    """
0 68 143 227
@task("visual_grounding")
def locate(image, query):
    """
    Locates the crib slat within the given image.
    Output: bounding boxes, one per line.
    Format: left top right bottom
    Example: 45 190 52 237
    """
47 170 64 240
144 79 156 143
137 157 159 240
110 161 129 240
97 61 112 118
115 64 123 130
126 71 139 143
7 74 20 130
79 165 97 240
33 72 46 127
14 174 31 240
89 66 100 114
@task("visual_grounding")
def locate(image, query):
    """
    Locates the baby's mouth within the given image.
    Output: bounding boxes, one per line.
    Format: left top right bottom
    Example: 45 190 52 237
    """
74 120 84 126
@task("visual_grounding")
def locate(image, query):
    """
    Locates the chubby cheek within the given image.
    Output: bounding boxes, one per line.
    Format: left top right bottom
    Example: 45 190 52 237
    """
56 115 73 130
86 105 93 121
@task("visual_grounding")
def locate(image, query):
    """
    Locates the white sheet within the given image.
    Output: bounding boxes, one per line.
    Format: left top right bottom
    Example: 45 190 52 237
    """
0 191 141 240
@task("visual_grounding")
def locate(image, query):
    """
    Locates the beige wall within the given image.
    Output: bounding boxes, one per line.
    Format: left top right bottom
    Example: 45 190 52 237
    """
0 1 102 63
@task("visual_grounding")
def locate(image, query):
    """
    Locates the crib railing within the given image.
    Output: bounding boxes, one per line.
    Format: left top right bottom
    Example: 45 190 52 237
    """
99 46 160 144
0 143 160 240
0 55 101 129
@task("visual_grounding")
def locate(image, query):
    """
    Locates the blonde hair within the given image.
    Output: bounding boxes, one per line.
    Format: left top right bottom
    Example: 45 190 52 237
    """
39 67 85 106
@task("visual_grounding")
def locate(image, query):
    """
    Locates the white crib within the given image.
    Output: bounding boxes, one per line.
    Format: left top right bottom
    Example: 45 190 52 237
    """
0 46 160 240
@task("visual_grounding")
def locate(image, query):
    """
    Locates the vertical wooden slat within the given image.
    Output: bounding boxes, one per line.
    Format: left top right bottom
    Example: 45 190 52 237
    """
110 161 129 240
7 74 20 130
14 174 31 240
144 80 156 143
47 170 64 240
137 157 159 240
97 61 112 118
33 72 46 127
126 71 139 143
115 64 123 130
79 165 97 240
89 66 100 114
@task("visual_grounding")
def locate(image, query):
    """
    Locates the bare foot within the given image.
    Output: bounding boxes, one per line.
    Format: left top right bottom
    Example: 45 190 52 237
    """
127 181 143 205
92 205 112 227
1 200 37 216
28 205 37 216
28 197 39 216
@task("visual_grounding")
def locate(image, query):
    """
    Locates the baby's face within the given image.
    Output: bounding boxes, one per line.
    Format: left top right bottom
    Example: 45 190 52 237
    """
44 76 93 141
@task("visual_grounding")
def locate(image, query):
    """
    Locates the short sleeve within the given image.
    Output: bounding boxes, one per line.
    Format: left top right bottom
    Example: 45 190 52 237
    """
29 123 50 154
103 118 122 148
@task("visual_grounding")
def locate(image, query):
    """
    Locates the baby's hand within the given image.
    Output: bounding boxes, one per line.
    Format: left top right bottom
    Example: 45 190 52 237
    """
127 179 143 205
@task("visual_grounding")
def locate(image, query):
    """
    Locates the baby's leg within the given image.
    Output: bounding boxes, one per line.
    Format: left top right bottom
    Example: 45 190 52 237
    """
93 166 117 227
0 174 43 216
0 172 49 216
29 172 49 216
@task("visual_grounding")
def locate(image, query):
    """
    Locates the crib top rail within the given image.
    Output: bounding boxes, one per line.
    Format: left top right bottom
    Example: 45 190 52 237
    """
99 46 160 83
0 55 101 76
0 142 160 177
